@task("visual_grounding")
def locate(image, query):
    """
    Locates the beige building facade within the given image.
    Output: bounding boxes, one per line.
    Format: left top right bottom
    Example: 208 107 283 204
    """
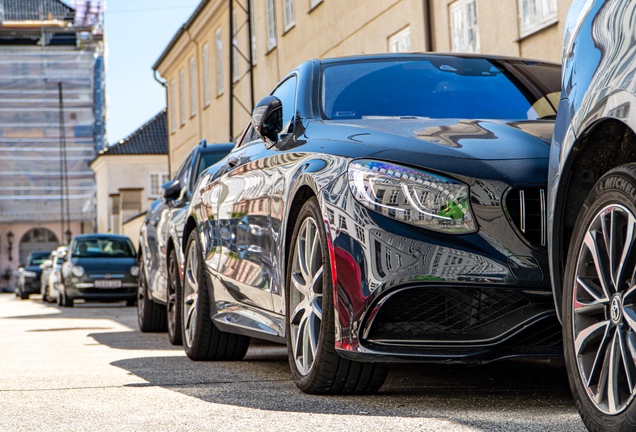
154 0 573 176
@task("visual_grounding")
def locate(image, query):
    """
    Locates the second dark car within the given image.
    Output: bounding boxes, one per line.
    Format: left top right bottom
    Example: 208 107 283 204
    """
59 234 138 307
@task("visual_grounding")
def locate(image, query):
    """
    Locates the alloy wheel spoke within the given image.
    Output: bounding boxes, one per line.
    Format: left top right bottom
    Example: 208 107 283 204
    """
291 299 307 324
615 213 636 289
618 329 635 395
297 236 309 280
577 277 609 304
292 272 309 298
576 320 610 356
623 307 636 333
311 265 324 290
586 323 611 389
574 301 606 315
625 284 636 300
584 230 613 298
607 329 620 414
312 295 323 320
308 314 318 358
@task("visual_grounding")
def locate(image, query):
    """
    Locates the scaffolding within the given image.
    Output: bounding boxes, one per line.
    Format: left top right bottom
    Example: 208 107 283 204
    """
0 0 105 240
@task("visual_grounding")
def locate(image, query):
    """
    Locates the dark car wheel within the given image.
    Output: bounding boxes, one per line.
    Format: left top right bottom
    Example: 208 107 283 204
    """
286 197 388 394
137 260 166 332
167 249 183 346
563 164 636 431
57 288 73 307
18 286 29 300
182 229 250 361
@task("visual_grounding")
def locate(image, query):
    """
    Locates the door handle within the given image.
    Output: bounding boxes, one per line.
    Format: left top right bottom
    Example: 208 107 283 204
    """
227 157 239 169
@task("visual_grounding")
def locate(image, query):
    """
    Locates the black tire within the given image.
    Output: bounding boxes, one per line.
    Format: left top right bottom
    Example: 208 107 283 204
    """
19 290 29 300
167 248 183 346
182 229 250 361
137 260 166 332
563 164 636 431
58 288 73 307
126 299 136 307
286 197 388 394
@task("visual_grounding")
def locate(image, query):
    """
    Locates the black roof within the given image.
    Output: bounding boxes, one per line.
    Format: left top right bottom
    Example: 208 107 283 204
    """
96 110 168 157
1 0 75 22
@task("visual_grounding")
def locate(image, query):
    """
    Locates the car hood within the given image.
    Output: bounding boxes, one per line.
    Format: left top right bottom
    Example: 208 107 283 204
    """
71 257 136 274
306 118 553 160
24 266 42 274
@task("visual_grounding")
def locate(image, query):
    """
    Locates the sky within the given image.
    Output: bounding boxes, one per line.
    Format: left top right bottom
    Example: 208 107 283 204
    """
103 1 199 144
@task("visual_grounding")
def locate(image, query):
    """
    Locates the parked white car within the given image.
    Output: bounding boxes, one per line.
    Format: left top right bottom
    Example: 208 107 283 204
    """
42 246 67 303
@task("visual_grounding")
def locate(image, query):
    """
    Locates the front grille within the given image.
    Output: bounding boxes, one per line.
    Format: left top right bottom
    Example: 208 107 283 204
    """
77 287 135 295
505 186 547 249
366 286 551 343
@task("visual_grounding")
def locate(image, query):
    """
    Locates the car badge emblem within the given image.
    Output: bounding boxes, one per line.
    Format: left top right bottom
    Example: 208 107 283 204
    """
104 274 111 280
611 296 621 323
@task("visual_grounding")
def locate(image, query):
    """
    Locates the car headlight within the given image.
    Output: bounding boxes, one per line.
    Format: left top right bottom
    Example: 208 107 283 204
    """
72 266 85 277
22 271 37 278
130 266 140 277
348 159 477 234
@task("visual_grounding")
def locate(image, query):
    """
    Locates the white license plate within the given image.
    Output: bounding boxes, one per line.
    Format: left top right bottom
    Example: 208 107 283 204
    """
94 280 121 288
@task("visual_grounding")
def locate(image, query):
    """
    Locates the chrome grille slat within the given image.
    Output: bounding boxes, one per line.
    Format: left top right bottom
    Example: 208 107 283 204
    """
505 186 547 250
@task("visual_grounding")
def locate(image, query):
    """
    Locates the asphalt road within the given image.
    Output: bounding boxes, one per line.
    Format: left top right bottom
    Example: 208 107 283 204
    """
0 293 586 431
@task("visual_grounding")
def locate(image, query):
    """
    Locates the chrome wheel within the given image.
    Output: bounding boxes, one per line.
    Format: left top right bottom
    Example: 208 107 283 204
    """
290 216 324 376
573 204 636 415
183 239 199 348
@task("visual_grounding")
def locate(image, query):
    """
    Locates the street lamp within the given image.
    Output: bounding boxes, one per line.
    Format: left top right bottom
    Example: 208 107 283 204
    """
7 231 14 262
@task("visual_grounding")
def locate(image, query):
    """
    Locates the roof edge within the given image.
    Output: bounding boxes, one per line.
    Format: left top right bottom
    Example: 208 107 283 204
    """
152 0 210 71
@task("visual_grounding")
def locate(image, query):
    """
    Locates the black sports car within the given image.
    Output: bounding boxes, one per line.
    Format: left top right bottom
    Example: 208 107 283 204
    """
137 140 233 343
59 234 138 307
180 53 562 394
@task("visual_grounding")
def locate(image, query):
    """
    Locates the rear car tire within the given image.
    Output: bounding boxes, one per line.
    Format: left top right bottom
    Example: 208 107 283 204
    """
182 230 250 361
57 289 73 307
137 261 166 332
286 197 389 394
563 164 636 431
167 249 183 346
19 290 29 300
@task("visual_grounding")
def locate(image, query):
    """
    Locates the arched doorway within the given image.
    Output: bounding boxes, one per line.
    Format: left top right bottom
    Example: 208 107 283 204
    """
19 228 59 264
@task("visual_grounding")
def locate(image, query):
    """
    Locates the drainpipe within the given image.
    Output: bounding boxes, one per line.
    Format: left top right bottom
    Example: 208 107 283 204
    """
153 69 171 177
423 0 433 51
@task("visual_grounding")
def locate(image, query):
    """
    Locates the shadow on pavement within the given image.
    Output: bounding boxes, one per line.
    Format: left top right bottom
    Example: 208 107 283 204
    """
110 342 582 430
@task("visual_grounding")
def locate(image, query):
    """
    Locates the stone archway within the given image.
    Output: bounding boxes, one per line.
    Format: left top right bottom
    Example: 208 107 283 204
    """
19 228 59 265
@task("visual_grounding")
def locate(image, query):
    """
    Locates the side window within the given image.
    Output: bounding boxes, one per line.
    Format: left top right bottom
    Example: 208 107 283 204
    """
271 75 298 133
178 153 194 191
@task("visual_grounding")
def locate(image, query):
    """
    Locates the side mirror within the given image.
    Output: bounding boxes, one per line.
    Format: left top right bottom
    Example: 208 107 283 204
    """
161 180 181 203
252 95 282 145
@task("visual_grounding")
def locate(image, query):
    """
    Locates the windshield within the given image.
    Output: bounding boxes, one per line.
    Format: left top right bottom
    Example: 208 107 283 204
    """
321 57 561 121
73 238 135 258
28 252 50 266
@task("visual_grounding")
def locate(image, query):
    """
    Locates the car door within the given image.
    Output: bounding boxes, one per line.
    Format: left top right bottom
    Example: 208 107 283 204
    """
215 75 298 312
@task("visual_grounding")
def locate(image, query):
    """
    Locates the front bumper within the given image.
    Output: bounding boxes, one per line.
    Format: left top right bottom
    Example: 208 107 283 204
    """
322 173 561 364
63 274 137 302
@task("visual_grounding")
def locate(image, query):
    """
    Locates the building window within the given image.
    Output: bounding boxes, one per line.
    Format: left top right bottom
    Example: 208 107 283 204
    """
203 44 210 107
283 0 295 32
310 0 322 10
189 57 196 117
179 69 185 126
450 0 480 53
216 28 224 96
232 10 239 82
266 0 277 50
149 173 170 198
519 0 557 37
250 0 257 64
388 26 411 53
170 80 176 133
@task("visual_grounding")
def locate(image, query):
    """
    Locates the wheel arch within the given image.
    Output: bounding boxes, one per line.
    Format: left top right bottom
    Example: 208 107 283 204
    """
553 118 636 315
284 185 318 284
182 215 199 255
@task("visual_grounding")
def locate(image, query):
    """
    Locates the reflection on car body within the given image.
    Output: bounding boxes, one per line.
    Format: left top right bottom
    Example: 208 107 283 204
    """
180 53 563 394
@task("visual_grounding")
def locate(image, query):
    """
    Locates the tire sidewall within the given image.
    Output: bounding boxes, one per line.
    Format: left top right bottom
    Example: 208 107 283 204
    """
137 263 147 328
563 168 636 430
182 230 201 354
285 197 334 391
